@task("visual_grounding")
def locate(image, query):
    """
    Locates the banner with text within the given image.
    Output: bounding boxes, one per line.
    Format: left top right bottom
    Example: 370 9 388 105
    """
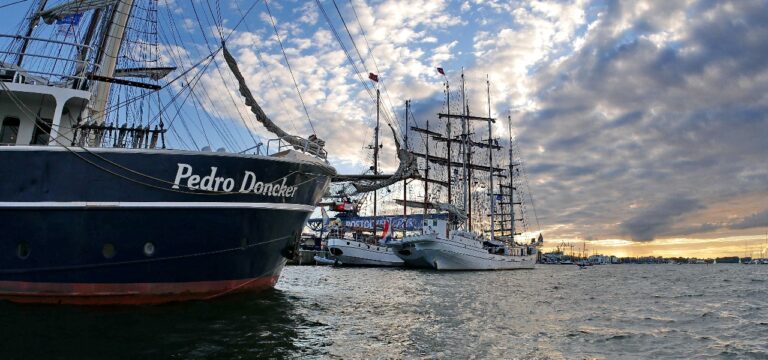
307 213 448 231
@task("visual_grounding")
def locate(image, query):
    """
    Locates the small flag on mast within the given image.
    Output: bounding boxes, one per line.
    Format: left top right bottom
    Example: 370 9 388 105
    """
437 67 445 75
368 72 379 82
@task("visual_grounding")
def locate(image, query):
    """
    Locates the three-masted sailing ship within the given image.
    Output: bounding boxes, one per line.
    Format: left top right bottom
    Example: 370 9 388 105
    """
0 0 335 304
394 72 543 270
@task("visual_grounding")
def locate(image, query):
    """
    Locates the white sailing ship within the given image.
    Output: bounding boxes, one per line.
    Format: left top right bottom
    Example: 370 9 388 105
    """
393 72 542 270
397 217 537 270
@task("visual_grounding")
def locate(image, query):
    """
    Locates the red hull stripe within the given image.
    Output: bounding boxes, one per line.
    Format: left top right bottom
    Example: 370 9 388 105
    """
0 276 280 305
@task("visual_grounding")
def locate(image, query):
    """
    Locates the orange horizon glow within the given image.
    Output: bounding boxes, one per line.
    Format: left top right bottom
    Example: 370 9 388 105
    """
541 231 768 259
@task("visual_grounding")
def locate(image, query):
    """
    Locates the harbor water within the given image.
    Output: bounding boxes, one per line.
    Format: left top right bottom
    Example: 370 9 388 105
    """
1 264 766 359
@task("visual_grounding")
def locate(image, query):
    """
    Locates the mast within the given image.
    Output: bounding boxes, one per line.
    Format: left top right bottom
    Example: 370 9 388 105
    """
460 71 469 231
74 9 104 78
91 0 136 124
487 76 494 241
445 80 452 207
508 114 515 240
423 106 429 219
372 88 380 240
16 0 49 67
467 103 473 232
403 99 409 238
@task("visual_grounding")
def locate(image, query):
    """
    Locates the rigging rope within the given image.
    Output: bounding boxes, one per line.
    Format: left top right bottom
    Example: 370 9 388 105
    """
231 0 299 134
0 0 29 9
189 0 258 150
345 0 403 137
314 0 401 141
263 0 317 135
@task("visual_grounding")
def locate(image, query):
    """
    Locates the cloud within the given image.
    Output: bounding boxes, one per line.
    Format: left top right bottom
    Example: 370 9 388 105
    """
729 209 768 230
620 195 704 241
491 0 768 242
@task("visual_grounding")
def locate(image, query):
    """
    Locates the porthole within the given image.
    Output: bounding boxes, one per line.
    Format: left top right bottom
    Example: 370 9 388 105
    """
346 242 350 245
102 243 116 259
16 241 30 259
143 242 155 256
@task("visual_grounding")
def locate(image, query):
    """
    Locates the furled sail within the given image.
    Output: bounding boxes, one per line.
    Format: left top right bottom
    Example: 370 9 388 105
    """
114 67 177 80
222 42 325 157
38 0 118 24
350 123 419 193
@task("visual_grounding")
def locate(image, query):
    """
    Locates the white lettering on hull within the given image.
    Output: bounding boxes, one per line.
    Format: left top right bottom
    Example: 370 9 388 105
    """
172 163 300 198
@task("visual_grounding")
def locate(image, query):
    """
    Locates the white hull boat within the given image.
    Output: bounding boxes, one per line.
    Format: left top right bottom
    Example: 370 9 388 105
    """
387 236 434 268
327 238 404 267
403 234 536 270
398 221 537 271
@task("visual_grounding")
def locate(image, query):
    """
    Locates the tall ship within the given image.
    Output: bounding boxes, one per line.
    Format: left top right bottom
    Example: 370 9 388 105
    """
394 72 543 270
316 89 410 267
0 0 335 304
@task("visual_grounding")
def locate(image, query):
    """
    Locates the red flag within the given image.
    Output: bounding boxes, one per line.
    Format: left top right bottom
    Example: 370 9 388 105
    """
368 72 379 82
437 67 445 75
380 220 392 242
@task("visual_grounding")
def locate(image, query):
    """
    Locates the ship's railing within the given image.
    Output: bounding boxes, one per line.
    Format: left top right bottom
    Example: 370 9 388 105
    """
0 34 98 90
249 136 328 160
70 122 167 149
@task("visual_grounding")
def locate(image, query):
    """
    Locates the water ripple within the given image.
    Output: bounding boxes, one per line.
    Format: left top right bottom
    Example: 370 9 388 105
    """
0 264 766 359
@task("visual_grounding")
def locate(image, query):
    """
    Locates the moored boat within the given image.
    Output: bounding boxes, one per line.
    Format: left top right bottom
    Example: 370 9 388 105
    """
393 71 543 271
0 0 335 304
399 219 537 270
327 238 404 267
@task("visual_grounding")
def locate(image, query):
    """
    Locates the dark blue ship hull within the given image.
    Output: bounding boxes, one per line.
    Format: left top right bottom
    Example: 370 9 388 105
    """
0 146 334 304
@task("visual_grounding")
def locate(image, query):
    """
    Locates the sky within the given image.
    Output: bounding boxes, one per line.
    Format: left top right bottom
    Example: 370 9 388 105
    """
3 0 767 258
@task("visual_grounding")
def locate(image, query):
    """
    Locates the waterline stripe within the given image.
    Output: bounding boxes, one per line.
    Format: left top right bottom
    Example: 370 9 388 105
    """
0 201 315 212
